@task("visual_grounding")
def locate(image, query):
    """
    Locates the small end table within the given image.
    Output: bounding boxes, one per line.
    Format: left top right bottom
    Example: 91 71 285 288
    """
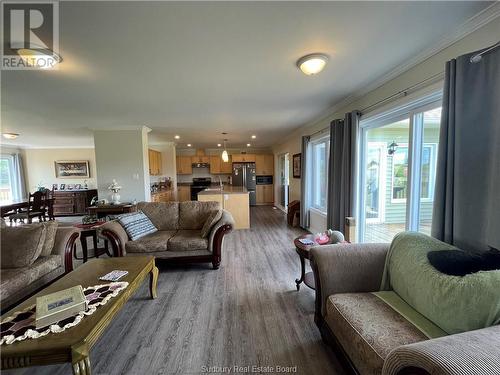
73 221 110 263
294 234 319 290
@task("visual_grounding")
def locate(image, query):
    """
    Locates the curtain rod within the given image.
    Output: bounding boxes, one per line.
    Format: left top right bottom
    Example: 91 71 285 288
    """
308 71 444 138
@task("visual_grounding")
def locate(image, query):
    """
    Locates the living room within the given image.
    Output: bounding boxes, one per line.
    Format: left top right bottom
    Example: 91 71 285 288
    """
1 2 499 375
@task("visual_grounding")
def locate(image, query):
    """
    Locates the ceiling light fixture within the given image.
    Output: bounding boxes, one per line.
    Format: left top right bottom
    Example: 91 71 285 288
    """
297 53 328 75
221 139 229 162
187 143 192 147
16 47 63 69
217 143 222 147
2 133 19 140
251 135 256 139
247 143 251 147
174 135 180 139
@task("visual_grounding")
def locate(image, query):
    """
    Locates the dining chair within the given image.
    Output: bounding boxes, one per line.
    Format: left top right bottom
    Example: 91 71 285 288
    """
9 191 46 224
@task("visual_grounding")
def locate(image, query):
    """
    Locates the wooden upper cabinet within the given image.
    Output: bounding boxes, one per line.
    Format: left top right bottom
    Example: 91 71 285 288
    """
176 156 193 175
148 149 162 175
255 154 274 175
232 154 256 163
210 156 221 174
191 156 209 164
221 156 232 174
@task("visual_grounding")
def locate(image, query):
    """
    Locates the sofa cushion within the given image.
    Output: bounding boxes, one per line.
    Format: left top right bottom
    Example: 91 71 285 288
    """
0 255 62 302
125 231 176 253
168 230 208 251
117 211 157 240
200 209 223 238
1 224 46 268
325 293 428 375
381 232 500 334
179 201 221 230
40 221 59 257
137 201 179 230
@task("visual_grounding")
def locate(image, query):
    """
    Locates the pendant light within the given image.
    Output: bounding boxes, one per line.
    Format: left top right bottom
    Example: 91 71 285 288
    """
221 139 229 162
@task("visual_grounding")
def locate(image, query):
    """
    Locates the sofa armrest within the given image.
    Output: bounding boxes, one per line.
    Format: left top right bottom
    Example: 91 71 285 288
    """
97 220 129 257
383 325 500 375
310 242 389 319
52 227 80 273
208 210 234 265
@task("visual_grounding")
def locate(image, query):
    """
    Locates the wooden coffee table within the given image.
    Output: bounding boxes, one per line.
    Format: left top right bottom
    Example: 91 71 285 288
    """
1 256 159 375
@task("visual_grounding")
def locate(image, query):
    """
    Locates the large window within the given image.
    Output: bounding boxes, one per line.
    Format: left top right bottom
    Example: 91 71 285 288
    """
0 156 16 203
310 137 329 213
358 97 441 242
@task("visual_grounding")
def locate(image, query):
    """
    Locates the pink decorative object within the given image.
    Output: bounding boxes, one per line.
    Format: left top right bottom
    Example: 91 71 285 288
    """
316 233 330 245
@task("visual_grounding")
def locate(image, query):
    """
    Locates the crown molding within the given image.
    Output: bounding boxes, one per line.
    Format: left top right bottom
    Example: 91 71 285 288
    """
287 2 500 139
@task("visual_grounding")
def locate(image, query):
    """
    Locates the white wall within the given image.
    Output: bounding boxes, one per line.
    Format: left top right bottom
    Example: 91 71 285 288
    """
272 19 500 226
22 148 97 192
94 128 150 203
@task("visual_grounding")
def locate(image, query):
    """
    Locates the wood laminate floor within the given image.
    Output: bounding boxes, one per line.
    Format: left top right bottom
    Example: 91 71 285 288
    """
5 206 345 375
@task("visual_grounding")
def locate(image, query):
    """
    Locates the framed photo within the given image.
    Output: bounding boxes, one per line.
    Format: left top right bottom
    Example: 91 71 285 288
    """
52 184 58 191
75 184 82 190
67 184 74 190
59 183 66 190
293 153 301 178
55 160 90 178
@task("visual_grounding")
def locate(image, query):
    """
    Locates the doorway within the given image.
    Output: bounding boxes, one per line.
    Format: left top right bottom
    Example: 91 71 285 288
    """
278 153 290 210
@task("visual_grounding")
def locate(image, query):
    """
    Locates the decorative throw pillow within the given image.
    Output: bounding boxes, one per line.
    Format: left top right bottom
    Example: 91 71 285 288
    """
1 224 46 268
39 221 59 257
428 249 500 276
200 209 223 238
117 211 157 241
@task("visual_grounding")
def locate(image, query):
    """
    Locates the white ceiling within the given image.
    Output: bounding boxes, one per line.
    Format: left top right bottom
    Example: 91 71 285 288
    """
0 1 491 149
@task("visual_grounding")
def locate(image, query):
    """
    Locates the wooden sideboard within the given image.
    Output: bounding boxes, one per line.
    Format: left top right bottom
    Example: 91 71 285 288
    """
52 189 97 216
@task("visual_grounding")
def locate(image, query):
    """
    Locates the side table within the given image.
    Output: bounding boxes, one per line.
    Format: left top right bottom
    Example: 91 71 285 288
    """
73 221 110 263
294 234 319 290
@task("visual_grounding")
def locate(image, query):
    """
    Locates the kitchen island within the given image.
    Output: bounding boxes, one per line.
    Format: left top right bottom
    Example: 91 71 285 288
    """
198 186 250 229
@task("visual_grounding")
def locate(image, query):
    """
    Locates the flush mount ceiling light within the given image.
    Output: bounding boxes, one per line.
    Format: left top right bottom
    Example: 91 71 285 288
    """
247 143 251 147
217 143 222 147
174 135 180 139
187 143 192 147
251 135 256 139
16 47 63 69
2 133 19 139
296 53 328 75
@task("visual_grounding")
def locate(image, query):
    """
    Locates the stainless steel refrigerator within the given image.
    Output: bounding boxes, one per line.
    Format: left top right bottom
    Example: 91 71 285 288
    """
232 163 256 205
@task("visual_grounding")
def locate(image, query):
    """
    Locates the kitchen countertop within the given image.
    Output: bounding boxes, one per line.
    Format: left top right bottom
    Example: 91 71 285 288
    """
197 186 248 195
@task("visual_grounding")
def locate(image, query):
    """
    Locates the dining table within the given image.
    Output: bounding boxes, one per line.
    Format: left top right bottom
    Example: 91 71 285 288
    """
0 198 55 220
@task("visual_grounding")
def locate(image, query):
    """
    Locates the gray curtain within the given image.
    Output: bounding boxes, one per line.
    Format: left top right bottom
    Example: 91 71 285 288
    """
13 153 27 199
432 44 500 251
327 111 360 233
300 135 311 229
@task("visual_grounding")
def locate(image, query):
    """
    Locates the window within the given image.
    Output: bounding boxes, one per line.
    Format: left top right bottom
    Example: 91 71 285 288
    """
358 94 442 242
310 137 329 213
0 156 16 203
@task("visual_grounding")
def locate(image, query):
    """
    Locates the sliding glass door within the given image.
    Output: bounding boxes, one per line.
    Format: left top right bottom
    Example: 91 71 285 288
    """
358 99 441 243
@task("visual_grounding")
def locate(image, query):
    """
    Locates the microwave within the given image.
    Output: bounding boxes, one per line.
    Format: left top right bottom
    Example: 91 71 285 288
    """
256 176 273 185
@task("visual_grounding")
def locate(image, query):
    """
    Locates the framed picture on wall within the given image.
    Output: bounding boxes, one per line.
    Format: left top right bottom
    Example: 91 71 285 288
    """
75 184 82 190
52 184 58 191
54 160 90 178
293 153 301 178
59 184 66 190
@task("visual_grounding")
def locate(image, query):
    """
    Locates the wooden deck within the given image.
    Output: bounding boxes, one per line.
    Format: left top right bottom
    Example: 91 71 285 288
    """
364 222 432 243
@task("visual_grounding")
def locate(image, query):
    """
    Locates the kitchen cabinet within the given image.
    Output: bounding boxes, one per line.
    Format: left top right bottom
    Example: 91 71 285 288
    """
256 184 274 205
149 149 162 175
232 154 255 163
176 156 193 175
210 155 232 174
191 156 209 164
151 190 172 203
198 188 250 229
210 155 221 174
177 185 191 201
255 154 274 175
